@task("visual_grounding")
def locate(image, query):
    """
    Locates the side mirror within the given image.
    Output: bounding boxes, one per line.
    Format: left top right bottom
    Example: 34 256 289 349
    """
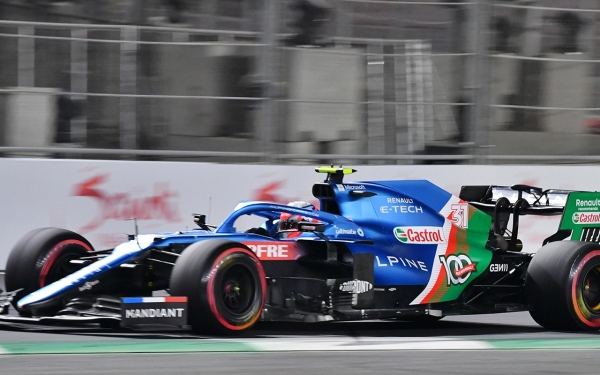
297 221 325 232
193 213 206 227
193 213 214 231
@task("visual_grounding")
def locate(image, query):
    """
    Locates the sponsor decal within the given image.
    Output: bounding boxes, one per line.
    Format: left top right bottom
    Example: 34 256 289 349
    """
72 174 181 233
387 197 414 204
489 264 509 272
345 184 366 190
394 227 446 244
336 184 366 191
448 203 469 228
439 254 477 285
335 227 365 236
573 212 600 225
379 205 423 214
121 297 188 327
339 280 373 294
62 263 112 290
388 287 397 292
375 255 428 271
125 308 185 319
78 280 99 292
560 193 600 241
244 242 298 260
576 198 600 208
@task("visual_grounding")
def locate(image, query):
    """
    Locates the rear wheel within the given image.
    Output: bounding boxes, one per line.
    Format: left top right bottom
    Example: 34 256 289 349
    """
526 241 600 331
170 239 266 334
5 228 93 315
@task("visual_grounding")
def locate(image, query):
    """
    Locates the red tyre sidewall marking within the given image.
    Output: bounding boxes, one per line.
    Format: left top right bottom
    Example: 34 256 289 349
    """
571 249 600 328
39 239 92 288
207 247 267 331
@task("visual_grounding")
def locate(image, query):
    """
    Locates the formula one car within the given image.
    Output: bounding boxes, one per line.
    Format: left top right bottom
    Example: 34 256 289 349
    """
2 166 600 333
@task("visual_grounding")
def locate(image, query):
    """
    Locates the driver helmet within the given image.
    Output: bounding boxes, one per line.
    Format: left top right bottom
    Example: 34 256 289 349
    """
278 201 317 233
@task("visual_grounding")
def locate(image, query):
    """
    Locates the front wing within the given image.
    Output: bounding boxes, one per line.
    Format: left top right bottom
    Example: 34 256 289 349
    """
0 290 188 329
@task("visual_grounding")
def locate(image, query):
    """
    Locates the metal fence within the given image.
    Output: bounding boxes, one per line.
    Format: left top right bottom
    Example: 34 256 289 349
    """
1 0 600 164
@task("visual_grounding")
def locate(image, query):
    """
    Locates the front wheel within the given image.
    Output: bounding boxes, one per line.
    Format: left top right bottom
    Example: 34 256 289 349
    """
526 241 600 331
170 239 266 335
5 228 93 315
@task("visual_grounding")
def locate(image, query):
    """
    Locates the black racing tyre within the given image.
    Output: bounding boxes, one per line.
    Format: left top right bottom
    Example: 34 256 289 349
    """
5 228 93 315
170 239 266 335
525 241 600 331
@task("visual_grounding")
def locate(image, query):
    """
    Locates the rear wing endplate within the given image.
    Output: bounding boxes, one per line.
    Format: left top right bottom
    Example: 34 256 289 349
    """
557 191 600 242
459 184 574 216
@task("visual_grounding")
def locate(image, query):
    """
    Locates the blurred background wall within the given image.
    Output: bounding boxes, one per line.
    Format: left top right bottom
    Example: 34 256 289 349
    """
1 0 599 164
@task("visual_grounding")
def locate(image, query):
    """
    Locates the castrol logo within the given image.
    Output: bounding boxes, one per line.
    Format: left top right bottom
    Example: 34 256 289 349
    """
573 212 600 225
394 226 446 244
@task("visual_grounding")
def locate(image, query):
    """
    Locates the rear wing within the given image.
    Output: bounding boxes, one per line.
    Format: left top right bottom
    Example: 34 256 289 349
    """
459 184 574 217
461 185 600 248
460 184 580 250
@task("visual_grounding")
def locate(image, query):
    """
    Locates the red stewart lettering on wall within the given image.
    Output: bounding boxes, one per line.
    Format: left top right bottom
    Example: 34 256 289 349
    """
252 180 319 208
72 174 181 233
252 181 287 203
243 242 299 260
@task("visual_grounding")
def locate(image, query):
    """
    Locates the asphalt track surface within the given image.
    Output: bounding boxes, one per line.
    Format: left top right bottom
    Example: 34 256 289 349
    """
2 273 600 375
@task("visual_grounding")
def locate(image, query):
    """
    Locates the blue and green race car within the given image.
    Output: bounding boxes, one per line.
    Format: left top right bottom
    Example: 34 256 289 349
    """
1 166 600 333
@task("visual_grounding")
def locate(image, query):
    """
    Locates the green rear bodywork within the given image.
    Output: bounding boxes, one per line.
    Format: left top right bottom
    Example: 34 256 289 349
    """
559 191 600 240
